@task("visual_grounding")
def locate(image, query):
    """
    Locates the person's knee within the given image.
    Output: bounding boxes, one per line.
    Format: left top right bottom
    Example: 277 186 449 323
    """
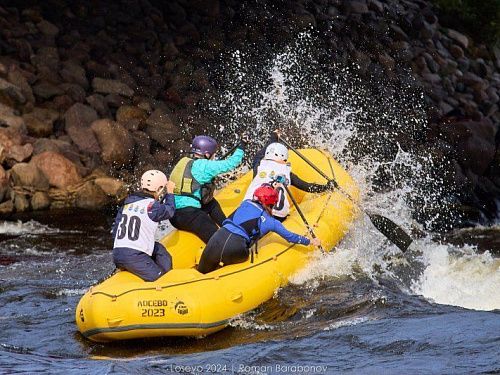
142 268 166 282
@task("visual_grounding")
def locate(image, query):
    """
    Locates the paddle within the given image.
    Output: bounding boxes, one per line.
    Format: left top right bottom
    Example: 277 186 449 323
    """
279 179 325 253
277 135 413 253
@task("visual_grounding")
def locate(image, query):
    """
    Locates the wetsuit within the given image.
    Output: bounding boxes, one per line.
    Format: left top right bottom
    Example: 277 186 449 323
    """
197 200 310 274
112 191 175 282
169 145 245 243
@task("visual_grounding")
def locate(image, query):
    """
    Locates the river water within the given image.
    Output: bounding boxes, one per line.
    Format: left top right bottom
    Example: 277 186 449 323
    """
2 32 499 374
0 209 499 374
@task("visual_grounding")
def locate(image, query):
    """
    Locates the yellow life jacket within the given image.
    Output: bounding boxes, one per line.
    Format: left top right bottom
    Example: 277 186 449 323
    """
169 157 215 204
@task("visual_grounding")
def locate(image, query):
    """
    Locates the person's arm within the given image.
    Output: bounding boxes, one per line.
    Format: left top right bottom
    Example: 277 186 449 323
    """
197 146 245 183
147 195 176 222
260 216 310 245
252 132 279 176
290 172 330 193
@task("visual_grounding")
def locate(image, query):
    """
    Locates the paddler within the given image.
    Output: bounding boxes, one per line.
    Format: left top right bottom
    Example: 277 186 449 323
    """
168 135 245 243
244 130 335 221
112 170 176 282
197 183 321 273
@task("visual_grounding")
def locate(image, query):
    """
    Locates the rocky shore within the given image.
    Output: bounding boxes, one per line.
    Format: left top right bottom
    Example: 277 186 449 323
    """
0 0 498 228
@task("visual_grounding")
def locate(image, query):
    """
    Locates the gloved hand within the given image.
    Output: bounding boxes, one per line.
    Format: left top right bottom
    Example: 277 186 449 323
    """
327 179 338 190
309 237 321 247
237 131 250 150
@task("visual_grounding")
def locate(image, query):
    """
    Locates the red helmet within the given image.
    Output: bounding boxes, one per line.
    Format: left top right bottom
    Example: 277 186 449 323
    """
253 184 279 206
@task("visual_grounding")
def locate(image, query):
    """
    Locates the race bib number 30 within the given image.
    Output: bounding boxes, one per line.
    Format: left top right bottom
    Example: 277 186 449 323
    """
116 214 142 241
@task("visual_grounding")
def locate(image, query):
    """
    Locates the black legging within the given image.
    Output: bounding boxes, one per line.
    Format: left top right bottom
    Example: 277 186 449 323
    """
197 227 249 274
170 199 226 243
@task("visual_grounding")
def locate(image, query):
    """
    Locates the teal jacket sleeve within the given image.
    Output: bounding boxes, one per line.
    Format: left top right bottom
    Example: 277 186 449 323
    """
192 147 245 184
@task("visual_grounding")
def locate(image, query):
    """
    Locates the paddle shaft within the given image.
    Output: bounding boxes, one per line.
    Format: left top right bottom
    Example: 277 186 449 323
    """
278 135 413 252
281 183 325 253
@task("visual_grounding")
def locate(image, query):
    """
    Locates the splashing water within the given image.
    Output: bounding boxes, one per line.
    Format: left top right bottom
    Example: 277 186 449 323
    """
0 220 61 235
206 31 499 312
411 241 500 311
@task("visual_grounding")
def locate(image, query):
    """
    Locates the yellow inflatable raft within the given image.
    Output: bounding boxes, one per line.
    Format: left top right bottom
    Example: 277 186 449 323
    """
76 149 359 342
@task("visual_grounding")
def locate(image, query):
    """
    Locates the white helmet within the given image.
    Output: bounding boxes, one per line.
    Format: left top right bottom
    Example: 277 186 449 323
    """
141 170 168 192
264 142 288 162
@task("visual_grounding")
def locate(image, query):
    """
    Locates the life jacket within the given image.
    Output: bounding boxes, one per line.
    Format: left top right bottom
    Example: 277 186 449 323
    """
113 197 157 256
169 156 215 204
243 159 291 218
222 200 264 245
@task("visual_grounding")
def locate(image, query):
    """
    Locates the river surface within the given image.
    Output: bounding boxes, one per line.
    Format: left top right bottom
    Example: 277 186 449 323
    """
0 209 498 374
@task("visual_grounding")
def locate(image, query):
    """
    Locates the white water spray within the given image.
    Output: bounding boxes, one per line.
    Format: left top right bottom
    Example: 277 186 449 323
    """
210 31 499 312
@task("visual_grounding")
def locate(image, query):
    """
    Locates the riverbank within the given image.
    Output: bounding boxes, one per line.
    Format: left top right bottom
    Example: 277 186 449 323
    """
0 0 498 227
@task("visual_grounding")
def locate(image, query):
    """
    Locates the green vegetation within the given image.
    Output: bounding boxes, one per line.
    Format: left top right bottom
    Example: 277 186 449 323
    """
433 0 500 45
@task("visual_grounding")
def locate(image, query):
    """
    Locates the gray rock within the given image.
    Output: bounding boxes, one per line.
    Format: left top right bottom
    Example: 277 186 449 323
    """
368 0 384 13
344 1 369 14
64 103 100 153
33 81 64 99
60 60 89 89
32 138 61 155
85 94 110 117
37 19 59 36
59 83 86 102
449 44 464 59
0 78 26 105
445 29 469 49
22 107 58 137
7 67 35 103
389 24 408 41
92 77 134 98
145 108 181 147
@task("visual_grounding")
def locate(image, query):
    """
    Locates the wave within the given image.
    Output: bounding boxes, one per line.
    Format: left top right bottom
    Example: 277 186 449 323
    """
0 220 61 235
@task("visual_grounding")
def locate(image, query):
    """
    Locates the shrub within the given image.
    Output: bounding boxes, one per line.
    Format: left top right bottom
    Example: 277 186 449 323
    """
432 0 500 45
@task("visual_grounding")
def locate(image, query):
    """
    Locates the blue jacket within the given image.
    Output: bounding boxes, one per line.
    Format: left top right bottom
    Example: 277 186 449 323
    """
112 192 175 238
174 147 244 209
222 200 310 246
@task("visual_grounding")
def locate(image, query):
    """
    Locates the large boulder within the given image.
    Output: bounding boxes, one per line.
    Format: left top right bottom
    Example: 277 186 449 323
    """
10 162 50 190
90 119 134 165
92 78 134 97
22 107 59 137
32 81 64 100
440 119 497 176
75 180 108 209
94 177 126 197
60 60 89 89
0 112 26 134
32 151 82 189
145 108 181 147
85 94 110 117
0 128 33 163
0 77 26 106
116 105 148 130
32 138 61 155
63 103 100 153
7 66 35 103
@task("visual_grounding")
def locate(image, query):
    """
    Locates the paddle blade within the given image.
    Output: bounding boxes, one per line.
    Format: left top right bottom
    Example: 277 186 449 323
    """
367 213 413 252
